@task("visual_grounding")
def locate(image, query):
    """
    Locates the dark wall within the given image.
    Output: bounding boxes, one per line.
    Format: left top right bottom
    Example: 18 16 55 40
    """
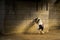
0 0 5 33
4 1 36 33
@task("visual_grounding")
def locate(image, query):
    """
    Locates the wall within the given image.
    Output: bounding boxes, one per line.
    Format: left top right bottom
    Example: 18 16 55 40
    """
0 0 5 33
4 1 49 34
49 2 60 30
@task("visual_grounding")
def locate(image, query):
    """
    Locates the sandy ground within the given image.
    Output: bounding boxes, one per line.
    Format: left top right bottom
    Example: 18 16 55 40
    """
0 30 60 40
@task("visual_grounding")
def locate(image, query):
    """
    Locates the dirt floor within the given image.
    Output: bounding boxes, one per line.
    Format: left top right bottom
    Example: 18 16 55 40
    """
0 30 60 40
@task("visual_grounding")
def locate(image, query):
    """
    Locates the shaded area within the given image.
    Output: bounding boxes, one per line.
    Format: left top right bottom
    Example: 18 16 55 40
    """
49 26 60 30
54 0 60 4
0 0 5 34
0 35 25 40
56 26 60 30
